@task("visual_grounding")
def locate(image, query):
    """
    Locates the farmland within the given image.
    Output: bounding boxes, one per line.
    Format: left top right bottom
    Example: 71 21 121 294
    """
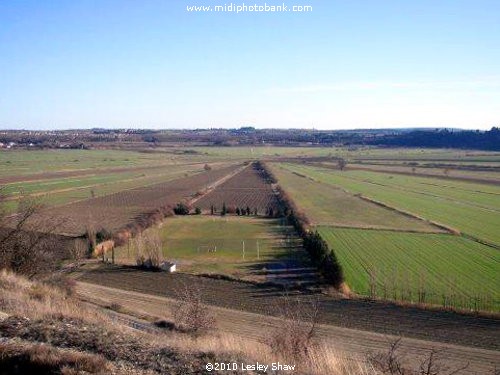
267 160 500 311
195 163 278 214
36 163 242 236
0 149 232 212
318 227 500 311
1 147 500 314
115 215 316 285
278 163 500 246
269 164 441 232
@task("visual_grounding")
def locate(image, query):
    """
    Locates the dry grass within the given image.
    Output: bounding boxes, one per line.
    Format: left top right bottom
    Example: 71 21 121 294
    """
0 340 114 375
0 270 378 374
149 330 376 375
0 270 108 325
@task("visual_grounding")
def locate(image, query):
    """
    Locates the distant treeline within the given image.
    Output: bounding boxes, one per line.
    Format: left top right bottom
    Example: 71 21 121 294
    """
1 127 499 151
368 127 500 151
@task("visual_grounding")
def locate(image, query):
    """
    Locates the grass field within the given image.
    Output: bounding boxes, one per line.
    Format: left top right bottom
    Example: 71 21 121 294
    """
116 215 314 283
318 227 500 311
279 163 500 246
346 163 500 184
269 164 439 232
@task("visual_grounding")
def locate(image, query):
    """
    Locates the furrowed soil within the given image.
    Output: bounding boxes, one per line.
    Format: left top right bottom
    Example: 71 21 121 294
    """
74 264 500 351
30 163 243 236
75 279 500 374
195 164 278 214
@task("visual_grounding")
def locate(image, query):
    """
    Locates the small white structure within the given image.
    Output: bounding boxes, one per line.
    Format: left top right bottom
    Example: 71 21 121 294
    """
160 261 176 273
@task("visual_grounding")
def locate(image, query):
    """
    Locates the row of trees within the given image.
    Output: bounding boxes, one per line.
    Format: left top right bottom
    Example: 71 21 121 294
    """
258 162 344 289
211 203 260 217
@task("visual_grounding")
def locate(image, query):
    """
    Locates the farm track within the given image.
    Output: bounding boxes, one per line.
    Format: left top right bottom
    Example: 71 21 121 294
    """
76 281 500 374
74 265 500 351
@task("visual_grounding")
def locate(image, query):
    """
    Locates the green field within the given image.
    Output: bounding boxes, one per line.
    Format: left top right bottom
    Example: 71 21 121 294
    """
2 147 499 311
116 216 311 280
269 164 439 232
318 227 500 311
279 163 500 246
0 149 234 212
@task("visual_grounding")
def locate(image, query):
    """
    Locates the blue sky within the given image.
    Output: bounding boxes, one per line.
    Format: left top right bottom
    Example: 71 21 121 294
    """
1 0 499 130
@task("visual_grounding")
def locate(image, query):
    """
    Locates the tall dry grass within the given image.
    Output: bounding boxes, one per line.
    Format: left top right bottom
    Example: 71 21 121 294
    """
0 270 109 325
0 270 378 374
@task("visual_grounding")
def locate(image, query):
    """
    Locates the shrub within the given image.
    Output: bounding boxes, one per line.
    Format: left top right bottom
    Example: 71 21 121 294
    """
265 294 320 362
173 283 216 337
174 202 190 215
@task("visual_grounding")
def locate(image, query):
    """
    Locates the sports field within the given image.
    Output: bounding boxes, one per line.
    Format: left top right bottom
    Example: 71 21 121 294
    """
115 215 315 284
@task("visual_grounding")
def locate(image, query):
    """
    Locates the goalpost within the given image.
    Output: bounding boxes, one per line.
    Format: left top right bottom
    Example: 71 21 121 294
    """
197 244 217 253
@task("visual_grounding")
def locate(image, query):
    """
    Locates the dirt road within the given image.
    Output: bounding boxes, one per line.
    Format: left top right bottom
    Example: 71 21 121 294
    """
76 282 500 374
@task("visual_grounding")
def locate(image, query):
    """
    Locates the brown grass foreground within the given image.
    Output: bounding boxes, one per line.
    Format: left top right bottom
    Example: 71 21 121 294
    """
0 270 377 374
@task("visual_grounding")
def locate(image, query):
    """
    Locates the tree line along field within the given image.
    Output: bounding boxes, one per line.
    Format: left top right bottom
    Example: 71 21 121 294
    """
115 215 316 285
269 161 500 312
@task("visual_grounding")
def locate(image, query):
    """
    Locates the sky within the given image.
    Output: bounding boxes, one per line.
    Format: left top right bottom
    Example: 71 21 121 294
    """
0 0 499 130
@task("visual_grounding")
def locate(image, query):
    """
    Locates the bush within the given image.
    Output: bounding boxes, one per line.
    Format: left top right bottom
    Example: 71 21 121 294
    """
194 207 202 215
173 283 216 337
174 202 190 215
265 294 320 362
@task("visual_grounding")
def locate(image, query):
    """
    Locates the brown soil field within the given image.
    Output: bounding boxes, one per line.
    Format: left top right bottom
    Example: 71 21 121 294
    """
74 264 500 351
35 163 243 236
196 164 279 214
76 280 500 374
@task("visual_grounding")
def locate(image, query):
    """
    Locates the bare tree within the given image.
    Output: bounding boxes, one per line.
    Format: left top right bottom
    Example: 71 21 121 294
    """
0 189 61 278
369 338 470 375
337 158 347 171
173 282 216 337
265 293 321 361
204 163 212 189
133 230 163 268
69 239 88 265
368 338 407 375
142 230 162 268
